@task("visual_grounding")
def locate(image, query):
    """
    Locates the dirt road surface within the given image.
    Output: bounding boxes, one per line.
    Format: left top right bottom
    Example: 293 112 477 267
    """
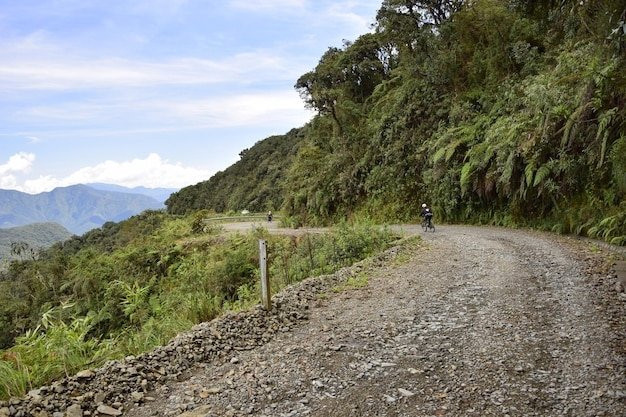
218 221 327 236
128 225 625 417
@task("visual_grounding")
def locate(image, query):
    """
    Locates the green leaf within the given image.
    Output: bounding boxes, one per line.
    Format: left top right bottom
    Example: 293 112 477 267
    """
432 147 446 164
460 163 476 195
533 164 551 188
524 162 535 188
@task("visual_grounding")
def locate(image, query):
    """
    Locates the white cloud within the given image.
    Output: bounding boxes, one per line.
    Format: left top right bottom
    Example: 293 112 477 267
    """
228 0 307 11
0 52 304 92
147 90 313 128
0 174 18 189
227 0 377 36
15 90 314 131
323 2 374 35
0 152 35 175
25 136 42 143
18 153 211 193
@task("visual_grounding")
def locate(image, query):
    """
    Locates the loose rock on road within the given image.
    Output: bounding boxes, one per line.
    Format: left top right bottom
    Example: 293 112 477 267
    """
126 225 625 417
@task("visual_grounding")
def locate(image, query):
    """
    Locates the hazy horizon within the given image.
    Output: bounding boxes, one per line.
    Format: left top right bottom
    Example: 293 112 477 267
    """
1 181 179 195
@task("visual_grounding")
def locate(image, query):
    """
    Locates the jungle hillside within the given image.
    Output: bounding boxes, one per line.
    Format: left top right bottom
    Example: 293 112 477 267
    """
167 0 626 244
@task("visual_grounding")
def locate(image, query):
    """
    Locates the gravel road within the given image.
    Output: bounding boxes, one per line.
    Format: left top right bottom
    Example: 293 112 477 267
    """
127 225 625 417
218 221 327 236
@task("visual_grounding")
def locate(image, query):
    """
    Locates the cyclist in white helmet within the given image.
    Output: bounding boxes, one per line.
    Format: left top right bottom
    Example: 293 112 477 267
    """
420 203 434 230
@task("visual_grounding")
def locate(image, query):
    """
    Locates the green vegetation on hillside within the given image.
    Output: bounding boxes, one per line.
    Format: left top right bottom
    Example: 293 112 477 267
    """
167 0 626 244
166 129 304 214
0 223 72 263
0 185 164 234
0 211 395 399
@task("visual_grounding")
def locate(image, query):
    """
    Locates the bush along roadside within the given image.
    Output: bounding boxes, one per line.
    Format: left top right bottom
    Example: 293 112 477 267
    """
0 214 397 401
0 234 409 417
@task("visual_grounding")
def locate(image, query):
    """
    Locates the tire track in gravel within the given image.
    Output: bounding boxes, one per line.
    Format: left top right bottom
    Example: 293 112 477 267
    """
127 226 625 417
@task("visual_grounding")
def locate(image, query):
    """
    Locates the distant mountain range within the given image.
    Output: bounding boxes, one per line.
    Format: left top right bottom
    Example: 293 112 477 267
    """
0 222 72 262
86 183 178 203
0 185 164 234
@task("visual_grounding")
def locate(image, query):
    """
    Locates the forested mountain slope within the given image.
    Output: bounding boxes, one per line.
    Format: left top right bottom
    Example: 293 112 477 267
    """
166 129 304 214
86 183 178 203
167 0 626 243
0 223 72 262
0 185 164 234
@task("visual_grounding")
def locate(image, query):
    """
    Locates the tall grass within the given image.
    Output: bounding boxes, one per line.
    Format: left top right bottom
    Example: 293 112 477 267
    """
0 315 119 399
0 221 396 400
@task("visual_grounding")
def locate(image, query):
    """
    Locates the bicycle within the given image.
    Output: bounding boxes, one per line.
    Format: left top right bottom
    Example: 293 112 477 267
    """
422 215 435 232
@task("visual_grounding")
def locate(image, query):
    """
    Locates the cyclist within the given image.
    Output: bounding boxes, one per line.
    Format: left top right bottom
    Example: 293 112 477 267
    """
420 203 428 227
420 203 434 230
420 203 429 218
424 208 434 229
267 211 273 222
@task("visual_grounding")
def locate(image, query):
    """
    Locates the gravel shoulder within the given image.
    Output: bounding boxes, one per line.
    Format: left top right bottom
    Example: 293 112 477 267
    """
126 226 626 417
218 221 327 236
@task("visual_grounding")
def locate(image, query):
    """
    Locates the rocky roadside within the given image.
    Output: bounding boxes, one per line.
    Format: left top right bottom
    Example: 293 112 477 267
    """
124 226 625 417
2 226 624 417
0 242 405 417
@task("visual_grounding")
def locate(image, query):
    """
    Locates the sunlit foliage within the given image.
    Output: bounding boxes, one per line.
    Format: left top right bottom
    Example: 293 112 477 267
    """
168 0 625 243
0 212 395 399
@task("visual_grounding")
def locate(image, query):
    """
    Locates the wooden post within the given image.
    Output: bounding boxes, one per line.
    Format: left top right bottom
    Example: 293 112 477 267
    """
259 239 271 310
305 233 315 272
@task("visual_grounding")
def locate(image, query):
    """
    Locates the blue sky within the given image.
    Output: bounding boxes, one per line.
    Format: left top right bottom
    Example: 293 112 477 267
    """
0 0 381 192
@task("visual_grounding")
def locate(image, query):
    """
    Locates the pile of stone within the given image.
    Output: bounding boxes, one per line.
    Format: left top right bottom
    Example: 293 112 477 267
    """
0 245 401 417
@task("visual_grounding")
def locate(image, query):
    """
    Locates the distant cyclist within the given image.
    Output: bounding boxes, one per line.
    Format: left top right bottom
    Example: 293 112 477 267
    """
424 208 434 228
420 203 435 231
420 203 429 218
267 211 273 222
